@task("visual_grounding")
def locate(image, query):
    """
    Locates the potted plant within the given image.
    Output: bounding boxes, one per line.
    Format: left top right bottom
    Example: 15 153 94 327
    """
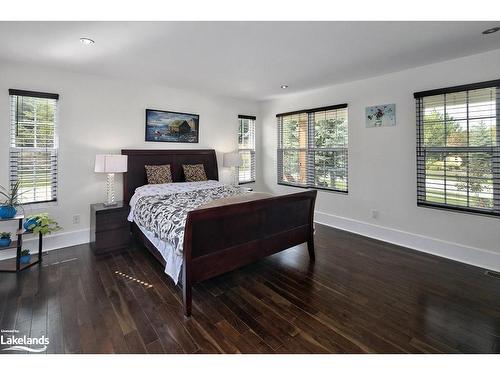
0 181 23 219
0 232 12 247
20 249 31 264
24 213 61 235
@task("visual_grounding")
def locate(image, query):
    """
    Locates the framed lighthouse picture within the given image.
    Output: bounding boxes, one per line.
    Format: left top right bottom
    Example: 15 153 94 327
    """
145 109 199 143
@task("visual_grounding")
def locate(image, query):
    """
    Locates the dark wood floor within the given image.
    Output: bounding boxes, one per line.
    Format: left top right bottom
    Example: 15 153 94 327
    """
1 224 499 354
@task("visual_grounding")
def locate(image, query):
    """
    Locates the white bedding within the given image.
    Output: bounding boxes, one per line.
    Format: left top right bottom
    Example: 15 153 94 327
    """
134 223 182 283
127 180 225 284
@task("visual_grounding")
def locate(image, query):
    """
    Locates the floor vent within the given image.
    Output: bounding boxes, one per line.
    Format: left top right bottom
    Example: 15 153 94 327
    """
484 270 500 279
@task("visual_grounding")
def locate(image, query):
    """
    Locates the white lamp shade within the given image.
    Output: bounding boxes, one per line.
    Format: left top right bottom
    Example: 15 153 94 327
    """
95 154 128 173
223 152 241 167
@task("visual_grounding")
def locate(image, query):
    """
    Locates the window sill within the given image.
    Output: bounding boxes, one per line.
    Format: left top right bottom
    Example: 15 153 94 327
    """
19 200 58 210
277 182 348 194
417 202 499 218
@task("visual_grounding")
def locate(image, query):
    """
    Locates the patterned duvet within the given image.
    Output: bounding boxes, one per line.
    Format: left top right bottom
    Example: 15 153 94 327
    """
132 184 243 256
128 180 245 283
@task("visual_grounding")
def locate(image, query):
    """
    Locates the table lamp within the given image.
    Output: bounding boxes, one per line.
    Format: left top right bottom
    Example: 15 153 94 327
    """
94 154 128 206
223 152 241 186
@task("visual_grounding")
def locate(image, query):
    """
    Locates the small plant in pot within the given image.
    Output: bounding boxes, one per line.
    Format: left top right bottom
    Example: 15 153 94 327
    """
0 232 12 247
20 249 31 264
24 213 61 235
0 182 23 219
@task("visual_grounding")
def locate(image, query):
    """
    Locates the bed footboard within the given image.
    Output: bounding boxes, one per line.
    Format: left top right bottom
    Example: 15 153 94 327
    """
182 190 317 316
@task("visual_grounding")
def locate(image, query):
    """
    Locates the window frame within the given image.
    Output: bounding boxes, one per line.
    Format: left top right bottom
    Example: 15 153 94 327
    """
9 89 59 205
414 79 500 217
277 103 348 193
238 115 256 184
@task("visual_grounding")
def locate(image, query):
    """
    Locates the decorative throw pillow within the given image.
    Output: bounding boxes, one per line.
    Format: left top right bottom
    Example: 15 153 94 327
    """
183 164 207 182
145 164 173 184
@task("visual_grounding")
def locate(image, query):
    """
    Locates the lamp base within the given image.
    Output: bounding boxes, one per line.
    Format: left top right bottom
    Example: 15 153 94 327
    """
231 167 239 187
104 173 116 206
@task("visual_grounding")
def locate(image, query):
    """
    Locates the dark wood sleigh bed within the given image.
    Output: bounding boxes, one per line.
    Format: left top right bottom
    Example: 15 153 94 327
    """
121 149 317 316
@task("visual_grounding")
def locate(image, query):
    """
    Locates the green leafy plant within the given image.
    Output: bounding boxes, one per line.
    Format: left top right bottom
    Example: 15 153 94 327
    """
0 181 23 207
26 213 61 235
0 232 11 239
21 249 30 257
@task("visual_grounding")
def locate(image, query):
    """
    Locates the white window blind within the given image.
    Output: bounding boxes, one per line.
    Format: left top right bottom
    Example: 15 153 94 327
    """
238 115 256 184
415 80 500 216
277 104 348 192
9 89 59 204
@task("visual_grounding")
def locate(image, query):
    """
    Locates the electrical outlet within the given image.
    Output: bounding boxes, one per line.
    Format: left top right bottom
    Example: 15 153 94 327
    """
371 209 379 219
72 214 81 225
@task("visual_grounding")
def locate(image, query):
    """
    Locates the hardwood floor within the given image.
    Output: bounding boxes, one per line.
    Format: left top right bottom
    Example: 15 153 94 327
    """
1 224 499 354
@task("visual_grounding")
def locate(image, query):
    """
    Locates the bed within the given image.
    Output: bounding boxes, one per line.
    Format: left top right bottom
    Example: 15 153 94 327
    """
122 149 317 316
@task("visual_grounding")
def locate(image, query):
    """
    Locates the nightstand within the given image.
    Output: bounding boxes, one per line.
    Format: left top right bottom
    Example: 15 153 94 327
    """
90 202 130 254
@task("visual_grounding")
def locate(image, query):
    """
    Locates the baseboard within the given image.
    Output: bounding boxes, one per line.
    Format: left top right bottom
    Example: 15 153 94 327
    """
0 228 90 261
314 210 500 273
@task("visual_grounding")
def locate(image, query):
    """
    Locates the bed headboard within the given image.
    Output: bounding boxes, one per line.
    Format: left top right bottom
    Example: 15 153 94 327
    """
121 149 219 203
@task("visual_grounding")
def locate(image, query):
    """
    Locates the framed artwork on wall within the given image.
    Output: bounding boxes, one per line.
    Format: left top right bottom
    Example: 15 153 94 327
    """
365 104 396 128
145 109 199 143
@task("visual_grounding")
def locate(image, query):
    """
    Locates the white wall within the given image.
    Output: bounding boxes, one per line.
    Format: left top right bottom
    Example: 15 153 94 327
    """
258 48 500 271
0 61 259 258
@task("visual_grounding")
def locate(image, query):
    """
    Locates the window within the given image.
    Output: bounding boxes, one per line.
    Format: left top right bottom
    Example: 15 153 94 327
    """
9 89 59 204
415 79 500 216
238 115 256 184
277 104 348 192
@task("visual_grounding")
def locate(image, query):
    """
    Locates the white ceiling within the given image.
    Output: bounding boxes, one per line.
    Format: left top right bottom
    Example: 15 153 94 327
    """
0 21 499 100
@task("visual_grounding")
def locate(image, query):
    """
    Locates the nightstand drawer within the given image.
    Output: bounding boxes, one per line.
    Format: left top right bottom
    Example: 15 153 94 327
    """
94 227 131 252
90 202 130 254
95 209 129 231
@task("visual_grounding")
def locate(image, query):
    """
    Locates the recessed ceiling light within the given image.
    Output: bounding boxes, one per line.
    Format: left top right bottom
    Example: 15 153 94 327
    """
281 85 288 89
482 27 500 35
80 37 95 45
